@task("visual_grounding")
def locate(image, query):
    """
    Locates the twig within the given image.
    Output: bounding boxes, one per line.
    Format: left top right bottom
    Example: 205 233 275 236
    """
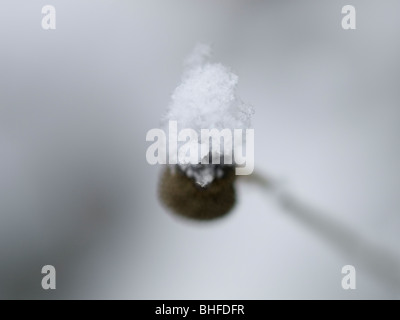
243 172 400 294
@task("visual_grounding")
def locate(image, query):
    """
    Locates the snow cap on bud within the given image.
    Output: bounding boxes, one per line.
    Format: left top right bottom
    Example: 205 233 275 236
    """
164 43 253 187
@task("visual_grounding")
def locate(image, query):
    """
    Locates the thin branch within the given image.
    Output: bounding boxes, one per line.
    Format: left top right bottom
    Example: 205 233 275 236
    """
244 172 400 294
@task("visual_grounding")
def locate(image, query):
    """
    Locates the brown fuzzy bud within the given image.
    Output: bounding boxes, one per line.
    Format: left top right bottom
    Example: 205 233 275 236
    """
159 165 236 220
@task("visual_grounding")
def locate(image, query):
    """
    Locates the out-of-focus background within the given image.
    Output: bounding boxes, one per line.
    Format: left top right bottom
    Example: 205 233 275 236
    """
0 0 399 299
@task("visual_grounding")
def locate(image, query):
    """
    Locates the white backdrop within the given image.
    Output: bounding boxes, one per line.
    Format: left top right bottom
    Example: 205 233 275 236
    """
0 0 399 299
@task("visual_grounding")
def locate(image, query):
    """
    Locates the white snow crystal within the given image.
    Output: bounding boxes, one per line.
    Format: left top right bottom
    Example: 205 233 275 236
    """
165 43 254 186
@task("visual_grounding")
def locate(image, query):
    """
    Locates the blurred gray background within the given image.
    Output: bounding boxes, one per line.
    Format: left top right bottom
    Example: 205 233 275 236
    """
0 0 399 299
